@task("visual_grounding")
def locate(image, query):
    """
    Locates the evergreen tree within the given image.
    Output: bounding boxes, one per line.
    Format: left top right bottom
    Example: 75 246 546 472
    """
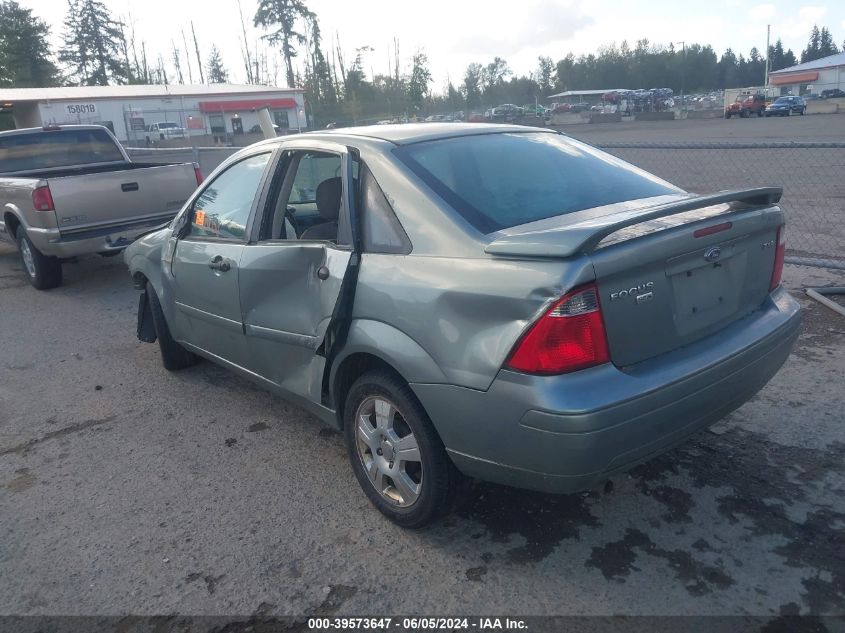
801 25 822 63
767 39 798 72
59 0 128 85
717 48 739 88
537 55 554 95
818 27 839 57
206 45 228 83
304 15 334 105
0 1 59 87
407 50 431 109
461 62 483 108
254 0 313 89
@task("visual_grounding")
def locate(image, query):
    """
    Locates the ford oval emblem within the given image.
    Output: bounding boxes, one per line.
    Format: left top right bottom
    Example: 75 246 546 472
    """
704 246 722 262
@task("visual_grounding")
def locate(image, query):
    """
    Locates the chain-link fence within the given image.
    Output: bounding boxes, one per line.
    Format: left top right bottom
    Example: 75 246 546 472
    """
128 140 845 269
598 142 845 269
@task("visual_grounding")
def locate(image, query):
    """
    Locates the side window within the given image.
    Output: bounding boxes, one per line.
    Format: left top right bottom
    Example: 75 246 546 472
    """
189 152 271 240
259 151 343 242
360 165 411 254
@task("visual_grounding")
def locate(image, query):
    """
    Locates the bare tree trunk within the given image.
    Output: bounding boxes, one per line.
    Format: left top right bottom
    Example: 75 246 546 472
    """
181 29 193 83
237 0 253 83
171 41 184 83
191 21 205 84
141 41 149 83
335 32 347 96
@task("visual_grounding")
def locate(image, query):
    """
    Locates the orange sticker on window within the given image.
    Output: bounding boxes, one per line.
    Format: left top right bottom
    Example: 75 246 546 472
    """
194 209 205 227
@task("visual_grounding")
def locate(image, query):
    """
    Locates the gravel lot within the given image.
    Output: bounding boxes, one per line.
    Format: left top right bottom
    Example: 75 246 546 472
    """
1 242 844 625
556 111 845 144
558 114 845 267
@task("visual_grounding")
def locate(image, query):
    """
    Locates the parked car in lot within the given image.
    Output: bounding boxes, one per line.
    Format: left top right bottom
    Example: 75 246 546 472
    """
521 104 547 117
820 88 845 99
569 103 591 113
725 94 766 118
0 125 202 289
145 121 187 142
126 123 800 527
765 96 806 116
491 104 523 120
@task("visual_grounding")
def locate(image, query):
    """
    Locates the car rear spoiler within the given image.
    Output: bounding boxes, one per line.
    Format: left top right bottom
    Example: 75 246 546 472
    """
484 187 782 258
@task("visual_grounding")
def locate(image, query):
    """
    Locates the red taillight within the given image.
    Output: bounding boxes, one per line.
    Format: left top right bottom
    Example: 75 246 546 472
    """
193 164 203 185
769 225 786 291
31 185 54 211
506 284 610 375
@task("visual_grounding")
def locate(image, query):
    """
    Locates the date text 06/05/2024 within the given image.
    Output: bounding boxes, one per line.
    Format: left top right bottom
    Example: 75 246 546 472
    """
307 617 529 630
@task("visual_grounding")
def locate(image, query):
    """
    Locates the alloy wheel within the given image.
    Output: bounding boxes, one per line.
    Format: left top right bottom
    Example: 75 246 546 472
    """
355 396 423 507
20 238 36 279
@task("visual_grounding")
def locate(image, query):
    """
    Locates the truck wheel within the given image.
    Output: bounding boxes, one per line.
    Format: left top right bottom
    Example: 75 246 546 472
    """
757 109 763 117
146 282 197 371
343 369 462 528
16 231 62 290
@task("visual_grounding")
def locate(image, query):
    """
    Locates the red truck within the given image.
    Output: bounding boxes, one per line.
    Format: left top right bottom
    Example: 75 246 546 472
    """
725 94 767 118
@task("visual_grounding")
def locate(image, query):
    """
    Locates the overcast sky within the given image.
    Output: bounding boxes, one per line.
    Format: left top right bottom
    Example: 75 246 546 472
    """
27 0 845 90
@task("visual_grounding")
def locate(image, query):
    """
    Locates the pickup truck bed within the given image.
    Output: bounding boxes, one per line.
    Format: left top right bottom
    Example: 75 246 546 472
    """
0 125 201 289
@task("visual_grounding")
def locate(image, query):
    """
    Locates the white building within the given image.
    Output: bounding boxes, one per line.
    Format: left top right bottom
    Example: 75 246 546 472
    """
768 52 845 96
0 84 306 144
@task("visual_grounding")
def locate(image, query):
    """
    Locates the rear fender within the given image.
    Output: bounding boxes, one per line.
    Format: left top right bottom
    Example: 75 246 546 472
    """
329 319 449 392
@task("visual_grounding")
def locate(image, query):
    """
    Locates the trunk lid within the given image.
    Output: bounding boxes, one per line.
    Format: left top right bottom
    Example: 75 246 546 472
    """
47 163 197 235
486 189 784 367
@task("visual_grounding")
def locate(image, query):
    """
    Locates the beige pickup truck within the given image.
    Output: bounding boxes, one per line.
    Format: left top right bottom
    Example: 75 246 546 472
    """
0 124 202 289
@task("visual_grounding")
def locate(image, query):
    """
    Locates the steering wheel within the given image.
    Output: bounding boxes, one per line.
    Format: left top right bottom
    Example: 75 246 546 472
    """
284 206 300 239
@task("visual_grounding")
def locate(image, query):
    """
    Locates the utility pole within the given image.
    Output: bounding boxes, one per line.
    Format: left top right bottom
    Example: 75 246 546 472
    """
764 24 771 89
675 41 686 109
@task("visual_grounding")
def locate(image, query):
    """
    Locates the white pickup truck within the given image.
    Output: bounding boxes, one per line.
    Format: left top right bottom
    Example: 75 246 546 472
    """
0 124 201 289
145 122 188 142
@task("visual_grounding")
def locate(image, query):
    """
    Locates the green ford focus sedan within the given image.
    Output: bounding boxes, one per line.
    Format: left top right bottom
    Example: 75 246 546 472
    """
126 123 801 527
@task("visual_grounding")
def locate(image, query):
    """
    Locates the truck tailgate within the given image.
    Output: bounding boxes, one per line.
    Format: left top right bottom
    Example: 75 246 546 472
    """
48 163 197 235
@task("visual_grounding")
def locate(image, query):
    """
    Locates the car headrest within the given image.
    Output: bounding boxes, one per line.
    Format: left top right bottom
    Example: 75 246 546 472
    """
316 177 342 221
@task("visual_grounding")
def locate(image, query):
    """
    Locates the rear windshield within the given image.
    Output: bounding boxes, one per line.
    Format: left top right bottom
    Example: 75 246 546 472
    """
0 128 124 173
396 132 680 233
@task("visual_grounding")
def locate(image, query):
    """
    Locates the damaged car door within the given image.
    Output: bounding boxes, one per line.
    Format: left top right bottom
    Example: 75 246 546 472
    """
169 151 273 366
237 142 356 404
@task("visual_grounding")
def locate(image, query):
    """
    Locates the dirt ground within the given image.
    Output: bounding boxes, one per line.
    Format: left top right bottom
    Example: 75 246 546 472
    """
1 243 843 626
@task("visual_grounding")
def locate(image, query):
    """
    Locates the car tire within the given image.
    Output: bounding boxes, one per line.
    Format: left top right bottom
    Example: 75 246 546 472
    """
343 369 462 528
16 230 62 290
800 108 805 115
146 282 198 371
725 112 731 119
757 109 763 117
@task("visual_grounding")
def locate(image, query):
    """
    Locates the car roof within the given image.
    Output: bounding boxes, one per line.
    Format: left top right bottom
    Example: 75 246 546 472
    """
300 122 553 146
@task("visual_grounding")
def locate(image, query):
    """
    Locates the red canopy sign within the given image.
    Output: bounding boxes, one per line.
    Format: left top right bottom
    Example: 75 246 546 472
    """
770 71 819 86
198 98 297 113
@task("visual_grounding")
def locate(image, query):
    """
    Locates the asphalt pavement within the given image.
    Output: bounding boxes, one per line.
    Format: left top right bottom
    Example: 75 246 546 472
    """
1 244 844 624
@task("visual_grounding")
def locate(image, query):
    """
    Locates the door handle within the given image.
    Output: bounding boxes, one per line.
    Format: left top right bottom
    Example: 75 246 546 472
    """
121 182 139 192
208 255 231 272
317 265 330 280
